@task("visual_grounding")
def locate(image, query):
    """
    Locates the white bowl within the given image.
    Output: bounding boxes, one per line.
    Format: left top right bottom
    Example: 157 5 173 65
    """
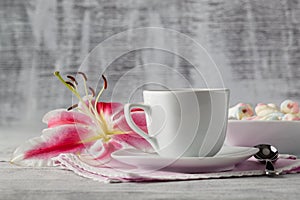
225 120 300 155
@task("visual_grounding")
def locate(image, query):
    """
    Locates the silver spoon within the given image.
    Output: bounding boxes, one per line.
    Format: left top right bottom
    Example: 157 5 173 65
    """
254 144 281 176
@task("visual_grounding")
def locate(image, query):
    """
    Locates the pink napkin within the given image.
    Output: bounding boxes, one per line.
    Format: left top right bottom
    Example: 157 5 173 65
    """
53 154 300 183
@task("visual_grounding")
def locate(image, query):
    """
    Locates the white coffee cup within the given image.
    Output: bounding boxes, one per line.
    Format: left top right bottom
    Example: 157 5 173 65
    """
124 88 229 158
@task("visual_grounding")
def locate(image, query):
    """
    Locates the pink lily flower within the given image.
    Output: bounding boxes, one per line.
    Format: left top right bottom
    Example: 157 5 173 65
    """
11 72 152 167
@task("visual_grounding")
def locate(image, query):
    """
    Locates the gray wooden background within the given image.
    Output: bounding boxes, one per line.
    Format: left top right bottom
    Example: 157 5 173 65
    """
1 0 300 129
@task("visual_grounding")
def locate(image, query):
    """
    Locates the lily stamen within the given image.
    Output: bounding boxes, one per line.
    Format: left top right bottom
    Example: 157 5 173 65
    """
89 87 95 97
94 75 107 108
65 81 75 89
54 71 98 123
92 75 109 132
67 104 78 111
76 72 98 121
77 72 87 81
67 75 78 85
102 74 108 89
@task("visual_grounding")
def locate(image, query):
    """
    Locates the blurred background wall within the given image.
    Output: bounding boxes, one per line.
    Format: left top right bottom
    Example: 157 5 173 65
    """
1 0 300 129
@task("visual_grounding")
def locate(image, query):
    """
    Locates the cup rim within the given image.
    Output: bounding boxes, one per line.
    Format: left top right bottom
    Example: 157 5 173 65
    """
143 88 229 93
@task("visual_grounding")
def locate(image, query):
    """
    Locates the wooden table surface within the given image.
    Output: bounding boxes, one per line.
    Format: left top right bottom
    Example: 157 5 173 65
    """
1 128 300 200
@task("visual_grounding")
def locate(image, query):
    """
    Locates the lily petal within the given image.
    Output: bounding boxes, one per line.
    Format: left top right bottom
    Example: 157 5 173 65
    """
43 109 94 128
79 139 123 167
112 111 153 152
11 124 96 167
96 102 123 116
113 111 148 133
112 133 153 152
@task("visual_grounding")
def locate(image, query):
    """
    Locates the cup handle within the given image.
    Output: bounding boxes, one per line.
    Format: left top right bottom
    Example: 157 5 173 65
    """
124 103 158 150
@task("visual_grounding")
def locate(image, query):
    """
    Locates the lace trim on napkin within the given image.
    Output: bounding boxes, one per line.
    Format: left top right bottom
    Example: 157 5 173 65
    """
53 153 300 183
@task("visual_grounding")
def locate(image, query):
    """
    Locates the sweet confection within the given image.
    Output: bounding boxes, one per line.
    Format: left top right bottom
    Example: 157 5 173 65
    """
259 112 284 120
229 100 300 121
228 103 254 120
282 113 300 121
255 103 280 117
280 100 300 114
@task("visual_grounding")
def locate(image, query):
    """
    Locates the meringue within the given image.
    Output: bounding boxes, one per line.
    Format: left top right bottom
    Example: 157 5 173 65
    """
280 100 300 114
260 112 284 120
229 100 300 121
255 103 280 117
282 113 300 121
228 103 254 120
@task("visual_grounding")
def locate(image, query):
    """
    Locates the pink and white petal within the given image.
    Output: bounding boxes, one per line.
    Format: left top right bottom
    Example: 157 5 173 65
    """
11 124 96 167
112 133 153 153
79 139 123 167
43 109 94 128
11 136 55 167
113 111 148 133
96 102 123 116
111 105 144 122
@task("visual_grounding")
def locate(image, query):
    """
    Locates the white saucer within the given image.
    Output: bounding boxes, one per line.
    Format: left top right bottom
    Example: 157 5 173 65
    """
111 146 259 173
